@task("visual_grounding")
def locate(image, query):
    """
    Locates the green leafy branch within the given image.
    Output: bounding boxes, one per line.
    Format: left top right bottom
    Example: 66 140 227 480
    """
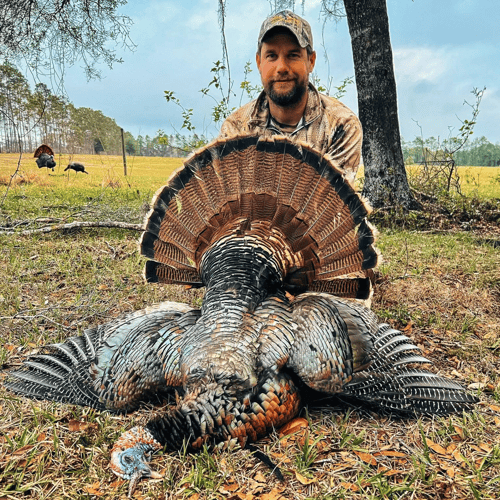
164 90 195 132
311 74 354 99
239 61 262 106
200 60 236 124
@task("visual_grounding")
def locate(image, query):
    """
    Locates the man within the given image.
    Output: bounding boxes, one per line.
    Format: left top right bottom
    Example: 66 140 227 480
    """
219 10 362 182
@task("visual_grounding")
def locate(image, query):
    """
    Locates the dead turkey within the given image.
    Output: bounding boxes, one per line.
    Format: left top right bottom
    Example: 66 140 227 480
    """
34 144 56 171
4 135 477 497
65 161 88 174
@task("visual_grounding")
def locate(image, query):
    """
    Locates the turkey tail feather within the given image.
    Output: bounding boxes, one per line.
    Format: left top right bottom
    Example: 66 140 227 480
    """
34 144 54 158
140 135 378 299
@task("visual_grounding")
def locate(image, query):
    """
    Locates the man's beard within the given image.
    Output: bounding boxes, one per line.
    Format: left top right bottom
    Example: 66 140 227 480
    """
266 79 307 107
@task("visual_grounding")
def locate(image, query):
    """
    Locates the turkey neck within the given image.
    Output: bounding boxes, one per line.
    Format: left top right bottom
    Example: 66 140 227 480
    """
175 234 285 386
200 234 285 314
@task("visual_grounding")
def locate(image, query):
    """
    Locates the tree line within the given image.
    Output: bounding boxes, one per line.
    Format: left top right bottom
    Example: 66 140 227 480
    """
0 62 126 156
402 136 500 167
0 61 207 158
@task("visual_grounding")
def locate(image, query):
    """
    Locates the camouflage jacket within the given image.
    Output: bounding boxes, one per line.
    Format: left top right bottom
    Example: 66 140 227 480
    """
219 83 362 182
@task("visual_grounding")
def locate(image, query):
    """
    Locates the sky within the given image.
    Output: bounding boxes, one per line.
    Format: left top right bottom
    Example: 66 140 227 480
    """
62 0 500 145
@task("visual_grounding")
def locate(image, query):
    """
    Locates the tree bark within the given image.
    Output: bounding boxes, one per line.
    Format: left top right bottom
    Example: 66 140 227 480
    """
343 0 419 209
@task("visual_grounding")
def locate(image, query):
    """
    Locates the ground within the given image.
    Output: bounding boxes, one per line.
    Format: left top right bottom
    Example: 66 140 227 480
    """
0 157 499 499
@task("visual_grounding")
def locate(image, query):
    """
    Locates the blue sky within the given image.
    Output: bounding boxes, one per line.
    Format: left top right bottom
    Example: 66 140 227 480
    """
63 0 500 144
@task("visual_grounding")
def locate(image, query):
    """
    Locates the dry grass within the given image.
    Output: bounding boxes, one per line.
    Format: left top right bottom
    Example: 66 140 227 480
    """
356 165 500 200
0 156 499 499
0 153 184 195
0 171 51 187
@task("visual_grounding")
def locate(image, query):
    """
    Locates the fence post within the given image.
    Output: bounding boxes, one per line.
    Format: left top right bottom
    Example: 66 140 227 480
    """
121 127 127 176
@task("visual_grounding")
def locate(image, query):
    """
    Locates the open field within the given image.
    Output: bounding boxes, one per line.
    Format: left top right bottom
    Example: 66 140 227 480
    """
1 153 499 204
0 153 499 499
0 153 185 221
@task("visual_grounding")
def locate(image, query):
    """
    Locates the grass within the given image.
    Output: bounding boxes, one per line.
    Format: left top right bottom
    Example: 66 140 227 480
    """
356 164 500 200
0 153 184 221
0 152 499 499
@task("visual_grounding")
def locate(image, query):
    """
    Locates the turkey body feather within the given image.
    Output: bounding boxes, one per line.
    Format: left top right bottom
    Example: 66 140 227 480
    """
3 136 477 496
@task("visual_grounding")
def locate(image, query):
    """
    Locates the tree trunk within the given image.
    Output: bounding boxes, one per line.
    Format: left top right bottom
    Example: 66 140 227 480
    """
343 0 419 209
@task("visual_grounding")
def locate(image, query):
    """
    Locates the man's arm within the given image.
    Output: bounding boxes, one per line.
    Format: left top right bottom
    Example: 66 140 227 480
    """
325 114 362 184
218 115 240 139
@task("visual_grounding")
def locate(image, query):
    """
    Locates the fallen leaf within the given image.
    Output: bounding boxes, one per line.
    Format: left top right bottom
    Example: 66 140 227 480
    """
379 468 403 476
295 471 317 485
13 444 34 455
426 439 447 455
479 443 493 453
331 463 350 471
494 417 500 427
221 483 240 492
446 443 456 454
253 471 266 483
489 404 500 413
341 482 359 492
354 451 377 465
68 419 97 432
36 433 46 442
468 382 488 390
446 467 455 478
452 449 465 463
374 450 407 458
403 321 413 332
231 493 254 500
279 417 308 437
84 482 104 496
261 488 285 500
453 426 464 440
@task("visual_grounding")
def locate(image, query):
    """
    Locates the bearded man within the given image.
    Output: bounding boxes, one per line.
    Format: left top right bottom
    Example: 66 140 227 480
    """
219 10 362 182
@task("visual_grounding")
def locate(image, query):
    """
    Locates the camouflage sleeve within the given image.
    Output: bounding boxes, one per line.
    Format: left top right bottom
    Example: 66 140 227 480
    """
326 113 363 184
218 115 240 139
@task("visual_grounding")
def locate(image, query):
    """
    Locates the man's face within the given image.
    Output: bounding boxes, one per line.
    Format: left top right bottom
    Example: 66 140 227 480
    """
256 32 316 107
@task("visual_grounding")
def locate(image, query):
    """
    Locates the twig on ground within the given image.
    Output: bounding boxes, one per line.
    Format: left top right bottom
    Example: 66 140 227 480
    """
0 220 143 235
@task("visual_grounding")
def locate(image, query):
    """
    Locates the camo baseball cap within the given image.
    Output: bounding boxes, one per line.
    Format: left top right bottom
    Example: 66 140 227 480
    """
258 10 313 49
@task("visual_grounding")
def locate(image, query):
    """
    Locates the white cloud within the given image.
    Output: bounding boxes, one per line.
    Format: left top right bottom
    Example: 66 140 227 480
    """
393 47 450 84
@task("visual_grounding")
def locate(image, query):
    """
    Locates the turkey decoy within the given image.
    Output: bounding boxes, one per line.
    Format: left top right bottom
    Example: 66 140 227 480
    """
65 162 88 174
34 144 56 171
4 136 477 497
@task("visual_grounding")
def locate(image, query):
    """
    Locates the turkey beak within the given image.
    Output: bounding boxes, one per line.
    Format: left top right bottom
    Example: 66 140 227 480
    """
127 466 163 498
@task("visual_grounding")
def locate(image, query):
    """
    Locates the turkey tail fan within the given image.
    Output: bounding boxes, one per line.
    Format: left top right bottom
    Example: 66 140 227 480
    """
140 135 379 299
342 324 478 415
34 144 54 158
